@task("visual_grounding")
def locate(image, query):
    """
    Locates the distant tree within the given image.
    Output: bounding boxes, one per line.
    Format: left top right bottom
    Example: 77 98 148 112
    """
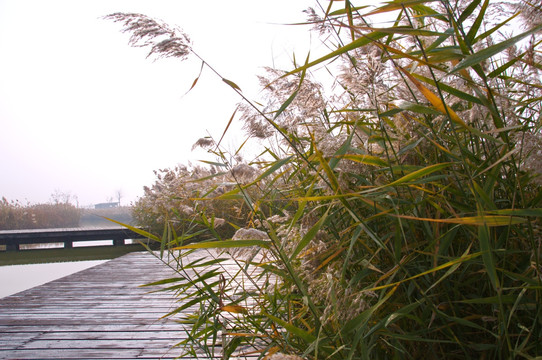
50 189 77 206
115 189 123 206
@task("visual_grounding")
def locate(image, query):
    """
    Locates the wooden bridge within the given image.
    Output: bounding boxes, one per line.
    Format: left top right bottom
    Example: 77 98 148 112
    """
0 251 262 359
0 252 196 359
0 227 144 251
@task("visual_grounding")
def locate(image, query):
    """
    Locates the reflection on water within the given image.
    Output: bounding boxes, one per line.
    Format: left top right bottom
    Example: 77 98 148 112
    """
0 260 106 298
16 239 137 250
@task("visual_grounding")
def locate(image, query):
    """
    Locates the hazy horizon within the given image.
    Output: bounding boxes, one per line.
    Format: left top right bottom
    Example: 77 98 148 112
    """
0 0 325 206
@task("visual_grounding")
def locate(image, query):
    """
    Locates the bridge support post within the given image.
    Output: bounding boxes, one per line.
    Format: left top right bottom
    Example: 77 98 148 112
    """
6 243 19 251
113 238 125 246
64 241 73 249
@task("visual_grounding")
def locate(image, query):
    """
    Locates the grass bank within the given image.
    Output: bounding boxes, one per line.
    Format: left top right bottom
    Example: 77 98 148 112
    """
0 243 146 266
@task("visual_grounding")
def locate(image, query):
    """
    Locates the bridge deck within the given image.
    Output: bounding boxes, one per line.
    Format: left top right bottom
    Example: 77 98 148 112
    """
0 252 198 359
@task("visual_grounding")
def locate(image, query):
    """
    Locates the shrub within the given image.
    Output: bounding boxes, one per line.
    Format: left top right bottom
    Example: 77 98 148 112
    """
132 162 263 242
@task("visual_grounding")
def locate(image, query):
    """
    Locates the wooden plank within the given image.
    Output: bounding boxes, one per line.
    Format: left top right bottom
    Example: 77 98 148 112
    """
27 331 187 340
0 348 178 359
17 339 180 350
0 324 184 333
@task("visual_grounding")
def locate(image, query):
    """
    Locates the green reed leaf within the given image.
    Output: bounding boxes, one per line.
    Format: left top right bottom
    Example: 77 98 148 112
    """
103 217 160 242
198 160 228 167
173 239 271 250
451 23 542 73
436 308 495 334
140 276 186 287
316 147 339 192
390 214 526 226
367 252 482 292
426 28 454 51
338 154 389 167
355 25 448 37
411 4 448 22
426 245 473 293
458 0 481 24
364 0 438 16
487 208 542 217
472 180 496 210
459 295 518 304
162 296 210 319
478 224 500 291
384 302 421 327
329 129 355 170
342 284 399 334
284 31 388 76
222 78 242 92
248 156 293 185
265 313 316 343
364 162 452 193
329 5 369 16
465 0 489 44
473 12 519 44
488 55 523 78
291 207 330 260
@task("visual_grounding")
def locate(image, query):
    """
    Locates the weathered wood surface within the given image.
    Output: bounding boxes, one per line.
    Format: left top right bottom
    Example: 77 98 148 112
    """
0 252 191 359
0 227 145 251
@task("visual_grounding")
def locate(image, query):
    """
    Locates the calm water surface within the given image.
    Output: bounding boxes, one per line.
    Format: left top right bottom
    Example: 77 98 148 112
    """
0 260 106 298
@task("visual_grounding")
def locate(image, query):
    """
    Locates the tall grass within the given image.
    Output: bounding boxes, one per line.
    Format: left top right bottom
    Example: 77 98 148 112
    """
0 198 80 230
111 1 542 358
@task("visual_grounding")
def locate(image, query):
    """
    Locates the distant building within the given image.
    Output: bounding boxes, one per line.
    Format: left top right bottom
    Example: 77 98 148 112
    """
94 202 119 209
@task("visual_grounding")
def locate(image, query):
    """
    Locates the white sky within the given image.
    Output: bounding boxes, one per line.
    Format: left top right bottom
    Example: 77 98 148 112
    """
0 0 332 206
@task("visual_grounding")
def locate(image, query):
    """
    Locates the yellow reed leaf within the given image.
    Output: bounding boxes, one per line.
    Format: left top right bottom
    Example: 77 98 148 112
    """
220 305 248 314
399 67 468 129
225 332 268 338
390 214 526 226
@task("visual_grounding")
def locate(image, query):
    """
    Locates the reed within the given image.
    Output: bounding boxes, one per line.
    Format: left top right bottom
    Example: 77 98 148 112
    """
110 1 542 358
0 198 80 230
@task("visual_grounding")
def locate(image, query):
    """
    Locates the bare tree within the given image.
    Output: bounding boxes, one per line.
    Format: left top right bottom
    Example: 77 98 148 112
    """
115 189 123 206
50 189 77 206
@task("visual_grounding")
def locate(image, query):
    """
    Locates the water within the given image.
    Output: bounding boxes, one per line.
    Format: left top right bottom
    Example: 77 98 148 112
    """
18 240 117 250
0 233 137 298
0 260 106 298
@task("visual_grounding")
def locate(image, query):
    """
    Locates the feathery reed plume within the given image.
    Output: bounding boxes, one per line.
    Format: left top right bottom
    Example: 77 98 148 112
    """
191 137 214 150
104 13 191 61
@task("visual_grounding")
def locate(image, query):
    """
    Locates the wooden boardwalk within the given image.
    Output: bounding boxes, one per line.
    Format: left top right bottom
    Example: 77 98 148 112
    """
0 252 189 359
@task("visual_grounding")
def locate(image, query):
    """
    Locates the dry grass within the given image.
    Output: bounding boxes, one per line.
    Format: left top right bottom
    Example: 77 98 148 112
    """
0 198 80 230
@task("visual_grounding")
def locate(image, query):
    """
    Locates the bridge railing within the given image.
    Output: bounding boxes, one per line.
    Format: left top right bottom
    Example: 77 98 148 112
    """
0 227 146 251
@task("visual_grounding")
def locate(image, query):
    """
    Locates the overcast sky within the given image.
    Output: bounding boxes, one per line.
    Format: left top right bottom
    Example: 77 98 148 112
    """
0 0 332 206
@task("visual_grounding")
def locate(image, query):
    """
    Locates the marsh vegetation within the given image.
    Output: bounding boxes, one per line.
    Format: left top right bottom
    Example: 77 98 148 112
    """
111 0 542 358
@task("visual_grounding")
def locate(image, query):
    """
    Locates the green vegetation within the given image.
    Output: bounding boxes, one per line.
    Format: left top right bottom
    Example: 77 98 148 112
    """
111 1 542 358
0 244 146 266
